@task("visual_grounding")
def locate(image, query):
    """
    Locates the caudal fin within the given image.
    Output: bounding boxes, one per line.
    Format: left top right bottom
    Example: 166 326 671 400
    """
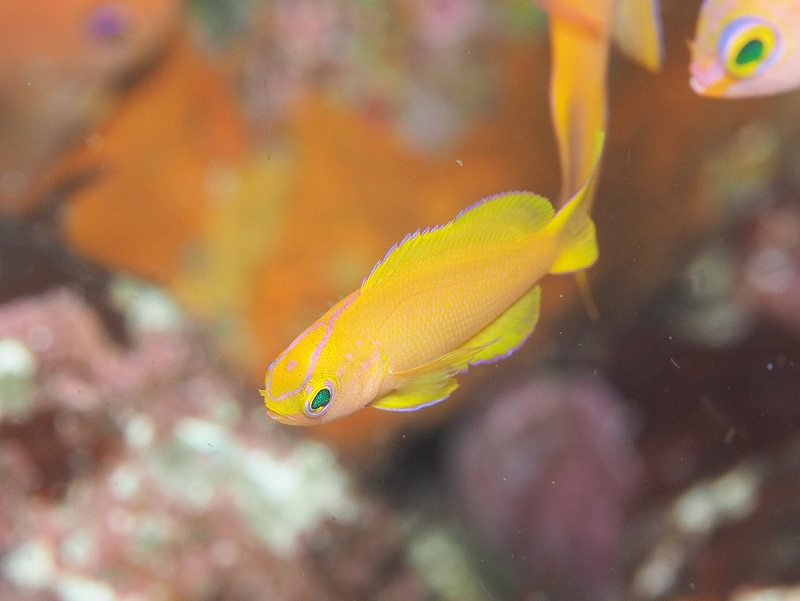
613 0 663 72
547 132 604 275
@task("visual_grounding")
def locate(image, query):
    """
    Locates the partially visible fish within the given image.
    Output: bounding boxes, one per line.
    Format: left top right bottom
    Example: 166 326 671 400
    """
260 136 604 426
534 0 662 70
690 0 800 97
534 1 661 320
613 0 663 73
535 0 662 202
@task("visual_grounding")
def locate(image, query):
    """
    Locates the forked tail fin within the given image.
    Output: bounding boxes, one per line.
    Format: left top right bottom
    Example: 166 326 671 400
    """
547 131 604 275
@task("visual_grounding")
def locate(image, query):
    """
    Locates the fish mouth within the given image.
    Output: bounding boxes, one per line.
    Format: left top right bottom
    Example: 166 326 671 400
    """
689 61 732 97
267 407 305 426
689 74 708 94
690 73 732 96
260 387 303 425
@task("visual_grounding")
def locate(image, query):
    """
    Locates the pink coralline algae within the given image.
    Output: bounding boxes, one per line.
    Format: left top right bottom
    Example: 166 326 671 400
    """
626 441 800 601
0 287 430 601
448 373 642 600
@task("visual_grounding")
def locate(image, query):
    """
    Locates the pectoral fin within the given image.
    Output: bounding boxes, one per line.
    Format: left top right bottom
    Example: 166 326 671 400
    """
371 377 459 412
372 285 542 412
373 343 490 412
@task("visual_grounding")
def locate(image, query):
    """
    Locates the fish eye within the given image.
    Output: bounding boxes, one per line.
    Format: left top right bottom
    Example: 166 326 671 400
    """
720 18 779 79
305 386 332 417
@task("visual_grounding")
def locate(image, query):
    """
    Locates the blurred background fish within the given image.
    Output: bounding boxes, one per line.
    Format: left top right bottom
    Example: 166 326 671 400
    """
533 0 662 202
690 0 800 97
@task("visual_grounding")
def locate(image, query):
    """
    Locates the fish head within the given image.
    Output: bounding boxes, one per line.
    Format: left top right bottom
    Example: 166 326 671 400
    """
261 294 375 426
689 1 800 97
260 320 340 425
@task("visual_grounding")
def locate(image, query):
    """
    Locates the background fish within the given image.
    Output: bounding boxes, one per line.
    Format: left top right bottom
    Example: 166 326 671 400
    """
690 0 800 97
261 138 603 425
535 0 662 202
533 0 661 320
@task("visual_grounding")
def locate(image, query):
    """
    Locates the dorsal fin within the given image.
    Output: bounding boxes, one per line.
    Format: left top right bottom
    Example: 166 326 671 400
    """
362 192 555 291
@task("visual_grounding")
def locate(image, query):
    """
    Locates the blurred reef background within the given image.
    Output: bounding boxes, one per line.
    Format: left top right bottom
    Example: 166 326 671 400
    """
1 1 800 600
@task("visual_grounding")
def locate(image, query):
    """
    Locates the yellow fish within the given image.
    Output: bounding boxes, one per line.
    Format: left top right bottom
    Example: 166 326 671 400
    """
261 138 603 426
690 0 800 97
535 0 662 202
536 1 661 320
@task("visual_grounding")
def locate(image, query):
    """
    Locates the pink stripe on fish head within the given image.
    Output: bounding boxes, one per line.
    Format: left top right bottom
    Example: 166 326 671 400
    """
265 292 358 403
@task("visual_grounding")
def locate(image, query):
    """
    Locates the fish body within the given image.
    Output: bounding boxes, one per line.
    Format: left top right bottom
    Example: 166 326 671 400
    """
261 139 602 425
690 0 800 97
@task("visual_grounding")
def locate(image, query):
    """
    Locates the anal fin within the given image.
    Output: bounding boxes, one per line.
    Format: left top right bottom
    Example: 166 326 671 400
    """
373 343 490 412
372 377 459 412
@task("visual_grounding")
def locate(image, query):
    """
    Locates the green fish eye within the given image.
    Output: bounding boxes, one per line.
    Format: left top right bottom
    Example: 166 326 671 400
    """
720 18 778 78
735 39 764 66
308 387 332 414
